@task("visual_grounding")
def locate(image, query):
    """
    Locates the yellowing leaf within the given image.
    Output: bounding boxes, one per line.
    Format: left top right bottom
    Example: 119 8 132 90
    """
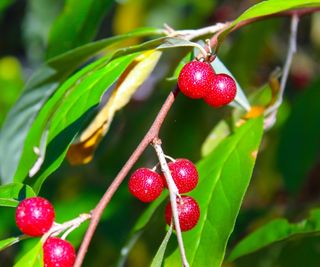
67 50 162 165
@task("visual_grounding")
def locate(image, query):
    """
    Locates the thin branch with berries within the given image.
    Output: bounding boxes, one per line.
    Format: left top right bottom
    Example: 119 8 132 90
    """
73 7 319 267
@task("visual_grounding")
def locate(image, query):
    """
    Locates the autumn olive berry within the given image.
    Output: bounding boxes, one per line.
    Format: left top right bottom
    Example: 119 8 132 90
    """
178 61 216 99
129 168 164 202
165 196 200 232
164 159 198 194
204 73 237 107
43 237 76 267
15 197 55 237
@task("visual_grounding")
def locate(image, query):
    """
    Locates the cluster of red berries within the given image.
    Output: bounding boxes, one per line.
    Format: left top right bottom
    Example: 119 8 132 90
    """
15 197 75 267
178 60 237 107
129 158 200 232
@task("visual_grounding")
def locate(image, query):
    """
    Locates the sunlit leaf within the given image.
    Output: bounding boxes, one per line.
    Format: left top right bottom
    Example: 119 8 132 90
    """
0 236 23 252
0 183 36 207
218 0 320 46
165 118 264 267
229 209 320 261
30 54 138 193
201 120 231 157
14 239 43 267
67 50 162 165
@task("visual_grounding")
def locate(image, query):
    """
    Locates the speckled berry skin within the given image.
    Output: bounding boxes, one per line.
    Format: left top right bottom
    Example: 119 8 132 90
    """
178 61 215 99
43 237 76 267
165 159 198 193
165 196 200 232
204 73 237 107
15 197 55 237
129 168 164 202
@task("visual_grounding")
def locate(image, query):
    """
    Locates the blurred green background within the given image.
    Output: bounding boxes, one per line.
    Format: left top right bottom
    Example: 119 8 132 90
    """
0 0 320 266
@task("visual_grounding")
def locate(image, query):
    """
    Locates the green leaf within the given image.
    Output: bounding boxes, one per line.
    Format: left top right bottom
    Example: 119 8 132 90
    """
14 239 43 267
47 0 114 58
211 57 251 111
151 225 173 267
234 0 320 24
201 120 231 157
229 209 320 261
277 80 320 194
17 54 138 192
165 118 264 267
0 236 22 252
0 183 36 207
67 50 162 165
219 0 320 47
0 27 163 185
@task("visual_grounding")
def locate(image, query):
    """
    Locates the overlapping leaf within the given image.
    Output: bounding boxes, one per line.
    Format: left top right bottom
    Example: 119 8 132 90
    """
25 54 138 193
0 237 23 252
229 209 320 261
14 239 43 267
67 50 162 165
0 183 36 207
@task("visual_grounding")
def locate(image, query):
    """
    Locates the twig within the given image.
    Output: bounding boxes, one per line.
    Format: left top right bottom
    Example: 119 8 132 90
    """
264 14 299 129
74 86 179 267
41 213 91 242
152 138 189 267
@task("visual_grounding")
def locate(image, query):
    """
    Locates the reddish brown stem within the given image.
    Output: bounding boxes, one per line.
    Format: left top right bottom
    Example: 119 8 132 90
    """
74 86 179 267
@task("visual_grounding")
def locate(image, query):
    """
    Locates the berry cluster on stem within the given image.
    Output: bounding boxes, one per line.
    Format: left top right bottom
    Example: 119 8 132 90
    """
15 197 90 267
178 58 237 108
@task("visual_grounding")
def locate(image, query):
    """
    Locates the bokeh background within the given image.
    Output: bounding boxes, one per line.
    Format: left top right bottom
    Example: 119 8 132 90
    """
0 0 320 266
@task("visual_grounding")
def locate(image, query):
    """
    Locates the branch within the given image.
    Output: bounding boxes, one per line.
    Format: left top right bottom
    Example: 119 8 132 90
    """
74 86 179 267
152 138 189 267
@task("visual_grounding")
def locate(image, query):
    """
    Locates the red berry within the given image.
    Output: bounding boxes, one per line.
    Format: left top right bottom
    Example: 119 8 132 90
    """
164 159 198 193
178 61 215 99
15 197 55 237
165 196 200 232
129 168 164 202
43 237 76 267
204 73 237 107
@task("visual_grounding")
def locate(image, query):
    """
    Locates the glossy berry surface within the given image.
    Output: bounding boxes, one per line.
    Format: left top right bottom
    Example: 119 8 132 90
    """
129 168 164 202
165 196 200 232
15 197 55 236
178 61 215 99
165 159 198 193
204 73 237 107
43 237 76 267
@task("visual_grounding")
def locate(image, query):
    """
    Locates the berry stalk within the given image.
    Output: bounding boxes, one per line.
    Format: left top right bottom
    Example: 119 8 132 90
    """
152 138 189 267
